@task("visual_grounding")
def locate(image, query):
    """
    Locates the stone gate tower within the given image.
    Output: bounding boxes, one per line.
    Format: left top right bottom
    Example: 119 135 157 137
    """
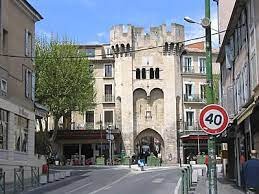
110 23 184 163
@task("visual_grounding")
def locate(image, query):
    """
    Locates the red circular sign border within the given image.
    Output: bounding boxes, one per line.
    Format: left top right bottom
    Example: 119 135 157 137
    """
199 104 229 135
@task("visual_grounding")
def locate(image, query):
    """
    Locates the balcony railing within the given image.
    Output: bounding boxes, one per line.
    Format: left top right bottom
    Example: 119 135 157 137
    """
85 122 94 129
183 94 206 103
179 122 207 137
103 95 115 103
182 66 194 73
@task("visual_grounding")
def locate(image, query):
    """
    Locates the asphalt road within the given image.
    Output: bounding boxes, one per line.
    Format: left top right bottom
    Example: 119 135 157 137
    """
25 166 181 194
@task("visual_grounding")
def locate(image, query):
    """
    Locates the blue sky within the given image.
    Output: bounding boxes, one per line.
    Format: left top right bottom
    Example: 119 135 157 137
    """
28 0 218 45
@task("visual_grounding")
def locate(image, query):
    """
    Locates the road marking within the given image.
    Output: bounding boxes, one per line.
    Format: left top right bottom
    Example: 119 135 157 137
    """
174 177 182 194
88 172 131 194
67 182 93 193
152 178 164 183
103 186 112 190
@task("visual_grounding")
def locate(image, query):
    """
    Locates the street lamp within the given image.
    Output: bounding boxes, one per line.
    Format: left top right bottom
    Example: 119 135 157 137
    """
184 16 218 32
107 124 112 165
184 16 198 24
184 0 217 193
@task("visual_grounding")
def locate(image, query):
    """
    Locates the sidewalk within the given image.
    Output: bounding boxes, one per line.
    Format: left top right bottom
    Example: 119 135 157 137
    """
194 173 244 194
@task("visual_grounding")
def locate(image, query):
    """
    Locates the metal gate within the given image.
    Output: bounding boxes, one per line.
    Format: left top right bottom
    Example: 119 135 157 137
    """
0 170 5 194
14 167 24 193
31 167 39 187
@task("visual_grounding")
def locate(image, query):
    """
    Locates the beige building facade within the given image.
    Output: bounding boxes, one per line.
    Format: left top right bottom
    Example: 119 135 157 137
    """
179 41 219 163
0 0 45 182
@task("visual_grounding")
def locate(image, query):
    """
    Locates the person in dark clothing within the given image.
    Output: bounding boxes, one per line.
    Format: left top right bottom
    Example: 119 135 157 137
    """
243 150 259 194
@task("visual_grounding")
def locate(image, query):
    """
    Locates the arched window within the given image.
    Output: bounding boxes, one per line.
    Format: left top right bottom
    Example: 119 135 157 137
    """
136 68 140 79
155 68 159 79
115 44 119 58
170 43 174 53
164 42 169 55
150 68 154 79
142 68 146 79
121 44 125 57
126 44 131 57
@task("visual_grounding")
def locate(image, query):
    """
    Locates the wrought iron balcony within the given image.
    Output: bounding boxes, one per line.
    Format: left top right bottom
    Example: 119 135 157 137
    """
183 94 206 103
179 122 207 137
103 95 115 103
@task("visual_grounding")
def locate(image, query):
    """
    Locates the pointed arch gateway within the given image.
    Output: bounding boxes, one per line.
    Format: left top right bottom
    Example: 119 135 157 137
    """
134 128 164 160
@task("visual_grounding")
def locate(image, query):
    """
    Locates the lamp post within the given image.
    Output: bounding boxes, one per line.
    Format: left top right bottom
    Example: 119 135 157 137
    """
107 124 112 165
184 0 217 192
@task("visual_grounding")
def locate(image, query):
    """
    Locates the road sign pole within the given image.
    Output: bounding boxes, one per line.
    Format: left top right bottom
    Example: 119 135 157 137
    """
205 0 217 193
108 125 112 165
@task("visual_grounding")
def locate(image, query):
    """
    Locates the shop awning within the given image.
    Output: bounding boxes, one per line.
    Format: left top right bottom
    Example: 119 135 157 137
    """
236 102 255 125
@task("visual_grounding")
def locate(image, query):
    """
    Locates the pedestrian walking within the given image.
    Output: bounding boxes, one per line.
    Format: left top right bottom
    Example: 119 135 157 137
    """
243 150 259 194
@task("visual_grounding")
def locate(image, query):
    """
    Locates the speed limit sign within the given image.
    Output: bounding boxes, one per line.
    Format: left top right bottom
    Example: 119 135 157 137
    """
199 104 229 135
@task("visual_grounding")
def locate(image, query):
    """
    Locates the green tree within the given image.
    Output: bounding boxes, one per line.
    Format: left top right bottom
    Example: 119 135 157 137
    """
213 74 220 103
35 37 95 141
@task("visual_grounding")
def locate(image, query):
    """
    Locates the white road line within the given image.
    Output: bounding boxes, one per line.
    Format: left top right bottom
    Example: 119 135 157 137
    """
174 177 182 194
88 172 131 194
67 182 93 193
152 178 164 183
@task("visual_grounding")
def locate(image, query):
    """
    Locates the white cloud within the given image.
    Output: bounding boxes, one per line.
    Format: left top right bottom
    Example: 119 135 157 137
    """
86 41 100 45
97 32 105 38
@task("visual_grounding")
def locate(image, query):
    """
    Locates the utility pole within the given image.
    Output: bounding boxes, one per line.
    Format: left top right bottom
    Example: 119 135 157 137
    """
204 0 217 193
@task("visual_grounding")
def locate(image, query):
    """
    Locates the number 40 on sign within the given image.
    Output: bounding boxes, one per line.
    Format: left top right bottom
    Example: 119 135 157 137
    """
199 104 229 135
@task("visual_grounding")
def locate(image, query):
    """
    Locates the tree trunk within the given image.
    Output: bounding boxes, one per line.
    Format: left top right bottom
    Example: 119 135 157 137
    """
50 116 60 143
63 111 71 130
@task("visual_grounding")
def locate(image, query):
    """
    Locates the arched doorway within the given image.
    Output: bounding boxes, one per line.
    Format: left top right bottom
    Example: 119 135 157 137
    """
134 129 164 161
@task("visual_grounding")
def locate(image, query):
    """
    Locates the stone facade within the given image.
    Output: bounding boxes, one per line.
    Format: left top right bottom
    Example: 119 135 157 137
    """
218 0 259 185
0 0 45 183
110 23 184 163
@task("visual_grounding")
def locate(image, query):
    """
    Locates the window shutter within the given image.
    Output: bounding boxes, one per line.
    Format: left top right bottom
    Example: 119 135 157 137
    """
31 72 35 101
191 84 194 95
229 36 234 60
225 45 233 69
25 69 29 98
227 86 234 117
31 34 35 60
25 29 29 56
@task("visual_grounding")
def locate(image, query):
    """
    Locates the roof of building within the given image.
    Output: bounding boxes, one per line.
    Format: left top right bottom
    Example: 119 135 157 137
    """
79 45 103 48
22 0 43 20
184 41 219 54
217 0 246 62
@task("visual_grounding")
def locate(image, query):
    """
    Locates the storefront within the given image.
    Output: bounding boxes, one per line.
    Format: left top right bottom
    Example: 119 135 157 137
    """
53 129 122 165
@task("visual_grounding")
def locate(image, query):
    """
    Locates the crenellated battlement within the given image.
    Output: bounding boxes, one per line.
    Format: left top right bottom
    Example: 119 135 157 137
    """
110 23 184 46
110 23 185 57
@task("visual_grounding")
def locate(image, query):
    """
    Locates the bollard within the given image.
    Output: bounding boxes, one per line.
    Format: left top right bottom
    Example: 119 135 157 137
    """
186 166 190 191
188 166 191 189
129 158 131 169
184 168 188 194
181 169 185 194
189 165 192 186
